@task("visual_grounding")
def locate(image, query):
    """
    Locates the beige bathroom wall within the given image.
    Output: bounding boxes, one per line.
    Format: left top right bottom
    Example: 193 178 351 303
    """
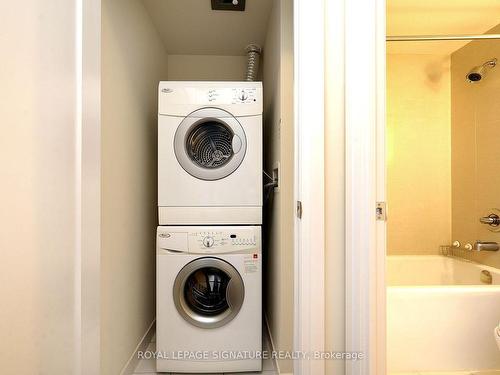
262 0 294 373
0 1 81 373
451 24 500 269
167 55 248 81
387 54 452 255
101 0 168 374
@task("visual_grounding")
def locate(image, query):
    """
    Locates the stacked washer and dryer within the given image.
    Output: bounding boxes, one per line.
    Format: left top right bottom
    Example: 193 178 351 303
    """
156 81 263 373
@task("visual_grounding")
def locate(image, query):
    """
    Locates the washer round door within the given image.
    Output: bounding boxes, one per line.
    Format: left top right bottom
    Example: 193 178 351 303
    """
173 257 245 329
173 108 247 181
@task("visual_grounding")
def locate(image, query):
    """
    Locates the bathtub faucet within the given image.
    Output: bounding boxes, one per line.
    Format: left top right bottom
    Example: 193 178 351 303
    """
479 214 500 227
473 241 499 252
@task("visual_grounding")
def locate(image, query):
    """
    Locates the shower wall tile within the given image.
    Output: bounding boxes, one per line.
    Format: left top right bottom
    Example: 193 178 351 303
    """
387 54 452 255
451 23 500 269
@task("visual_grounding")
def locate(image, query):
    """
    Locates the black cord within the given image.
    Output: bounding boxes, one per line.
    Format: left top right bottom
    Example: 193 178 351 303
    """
264 181 278 202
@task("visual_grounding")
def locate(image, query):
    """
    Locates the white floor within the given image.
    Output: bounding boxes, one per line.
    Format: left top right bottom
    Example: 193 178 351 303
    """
133 331 277 375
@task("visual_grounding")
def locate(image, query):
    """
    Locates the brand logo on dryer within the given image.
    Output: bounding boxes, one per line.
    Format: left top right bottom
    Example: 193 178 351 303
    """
161 88 173 93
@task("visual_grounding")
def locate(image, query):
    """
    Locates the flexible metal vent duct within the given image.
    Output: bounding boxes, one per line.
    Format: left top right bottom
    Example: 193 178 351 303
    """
245 44 262 81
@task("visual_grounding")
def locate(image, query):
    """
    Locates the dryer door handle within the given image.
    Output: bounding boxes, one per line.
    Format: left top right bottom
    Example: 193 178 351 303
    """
226 278 244 311
232 135 242 154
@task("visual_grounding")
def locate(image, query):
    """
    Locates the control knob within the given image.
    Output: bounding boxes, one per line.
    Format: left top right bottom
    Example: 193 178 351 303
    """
203 236 215 248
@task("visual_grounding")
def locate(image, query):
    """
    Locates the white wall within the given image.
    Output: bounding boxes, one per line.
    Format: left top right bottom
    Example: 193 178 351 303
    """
168 55 248 81
262 1 294 373
101 0 168 374
0 1 80 373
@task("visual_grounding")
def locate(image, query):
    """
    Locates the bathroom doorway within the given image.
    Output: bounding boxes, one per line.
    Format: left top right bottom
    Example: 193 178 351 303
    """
385 1 500 373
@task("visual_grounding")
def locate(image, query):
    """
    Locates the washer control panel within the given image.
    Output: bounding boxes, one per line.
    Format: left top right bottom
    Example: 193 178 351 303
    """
157 226 261 254
188 228 259 253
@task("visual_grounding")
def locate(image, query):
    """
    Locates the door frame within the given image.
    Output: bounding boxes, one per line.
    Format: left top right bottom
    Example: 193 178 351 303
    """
80 0 101 373
83 0 388 372
343 0 387 373
293 0 326 374
293 0 387 374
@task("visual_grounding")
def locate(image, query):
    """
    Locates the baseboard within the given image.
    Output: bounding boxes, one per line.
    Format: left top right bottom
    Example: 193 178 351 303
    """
264 314 281 374
120 320 156 375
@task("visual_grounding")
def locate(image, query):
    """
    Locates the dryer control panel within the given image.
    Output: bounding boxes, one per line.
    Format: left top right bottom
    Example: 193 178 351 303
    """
205 87 258 104
158 81 263 117
157 226 261 254
161 86 259 105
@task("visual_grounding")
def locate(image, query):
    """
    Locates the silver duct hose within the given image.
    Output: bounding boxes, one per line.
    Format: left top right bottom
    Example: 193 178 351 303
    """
245 44 262 81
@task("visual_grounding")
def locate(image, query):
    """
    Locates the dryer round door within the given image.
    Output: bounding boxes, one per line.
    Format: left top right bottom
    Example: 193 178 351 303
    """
173 257 245 329
173 108 247 181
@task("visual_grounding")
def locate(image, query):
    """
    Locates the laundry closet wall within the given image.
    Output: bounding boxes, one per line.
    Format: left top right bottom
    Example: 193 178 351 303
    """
262 1 294 373
101 0 168 373
167 55 248 81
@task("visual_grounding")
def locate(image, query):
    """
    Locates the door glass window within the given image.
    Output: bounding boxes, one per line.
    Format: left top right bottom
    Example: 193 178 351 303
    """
184 267 230 316
186 121 234 169
174 257 245 328
173 108 247 181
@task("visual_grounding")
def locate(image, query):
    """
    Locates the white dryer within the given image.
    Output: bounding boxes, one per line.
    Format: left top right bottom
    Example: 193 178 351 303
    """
156 225 262 373
158 81 263 225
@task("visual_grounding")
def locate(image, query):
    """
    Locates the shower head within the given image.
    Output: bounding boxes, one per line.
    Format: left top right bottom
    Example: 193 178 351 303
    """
466 58 497 83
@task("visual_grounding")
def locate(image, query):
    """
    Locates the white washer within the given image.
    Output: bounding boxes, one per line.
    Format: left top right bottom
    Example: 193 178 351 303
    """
158 81 263 225
156 225 262 373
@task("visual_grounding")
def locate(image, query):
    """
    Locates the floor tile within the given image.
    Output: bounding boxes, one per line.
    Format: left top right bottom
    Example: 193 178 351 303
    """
133 358 157 374
134 342 157 373
261 358 275 372
224 371 275 375
136 330 276 375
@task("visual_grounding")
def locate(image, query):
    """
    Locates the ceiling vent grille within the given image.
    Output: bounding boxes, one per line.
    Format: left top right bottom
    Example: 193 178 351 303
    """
211 0 246 11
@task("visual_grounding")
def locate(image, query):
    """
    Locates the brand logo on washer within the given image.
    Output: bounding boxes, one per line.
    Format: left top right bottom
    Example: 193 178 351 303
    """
161 88 173 93
158 233 171 238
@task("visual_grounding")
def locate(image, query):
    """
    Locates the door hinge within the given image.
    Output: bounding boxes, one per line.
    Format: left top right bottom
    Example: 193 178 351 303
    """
297 200 303 219
376 202 387 221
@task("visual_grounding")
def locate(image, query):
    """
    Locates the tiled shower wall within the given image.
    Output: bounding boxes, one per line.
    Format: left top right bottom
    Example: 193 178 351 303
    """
387 54 451 255
451 24 500 269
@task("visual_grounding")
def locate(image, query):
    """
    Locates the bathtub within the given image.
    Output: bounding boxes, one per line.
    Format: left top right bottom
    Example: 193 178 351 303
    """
387 255 500 373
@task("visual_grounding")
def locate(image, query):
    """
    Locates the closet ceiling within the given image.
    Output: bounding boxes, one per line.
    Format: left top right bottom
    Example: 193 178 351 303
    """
142 0 272 56
387 0 500 54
